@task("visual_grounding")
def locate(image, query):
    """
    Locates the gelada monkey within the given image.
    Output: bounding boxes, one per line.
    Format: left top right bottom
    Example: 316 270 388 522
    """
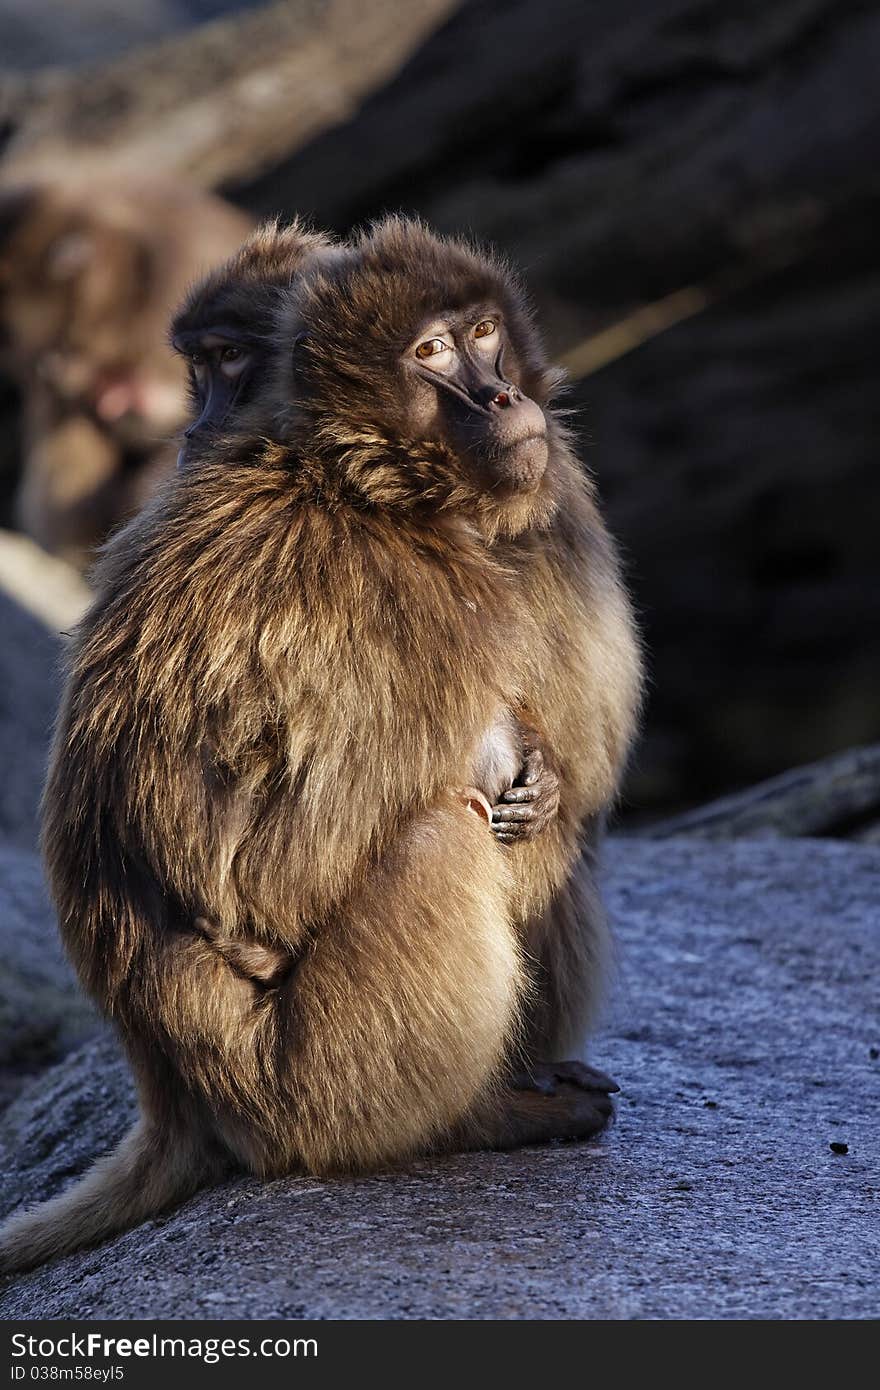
0 177 251 569
0 218 640 1273
170 222 563 847
169 218 341 474
254 221 638 1051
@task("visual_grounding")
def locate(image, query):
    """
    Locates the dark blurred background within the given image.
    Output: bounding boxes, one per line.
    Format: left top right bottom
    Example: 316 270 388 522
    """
0 0 878 824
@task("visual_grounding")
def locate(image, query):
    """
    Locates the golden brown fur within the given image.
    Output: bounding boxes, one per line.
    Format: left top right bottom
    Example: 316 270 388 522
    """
0 219 640 1274
0 177 252 569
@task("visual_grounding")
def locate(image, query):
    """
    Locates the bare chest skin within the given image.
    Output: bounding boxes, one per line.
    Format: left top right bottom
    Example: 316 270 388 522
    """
471 706 523 804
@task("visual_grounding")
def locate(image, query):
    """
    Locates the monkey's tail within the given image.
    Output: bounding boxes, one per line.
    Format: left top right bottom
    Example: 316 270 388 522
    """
0 1119 219 1275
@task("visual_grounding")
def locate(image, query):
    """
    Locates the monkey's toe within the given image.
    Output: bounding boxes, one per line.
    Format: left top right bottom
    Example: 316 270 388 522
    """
549 1081 616 1138
512 1059 620 1096
551 1060 620 1093
500 1079 616 1145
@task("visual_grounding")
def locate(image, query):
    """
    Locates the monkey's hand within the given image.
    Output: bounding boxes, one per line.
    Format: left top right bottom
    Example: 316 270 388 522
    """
491 741 560 845
511 1060 620 1096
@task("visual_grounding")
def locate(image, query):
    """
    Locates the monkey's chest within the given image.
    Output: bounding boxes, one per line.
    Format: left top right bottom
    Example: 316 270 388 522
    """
471 709 522 804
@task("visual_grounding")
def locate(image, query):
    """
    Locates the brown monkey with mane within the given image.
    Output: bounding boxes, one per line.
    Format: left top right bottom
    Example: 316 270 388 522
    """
0 218 640 1273
169 218 340 475
171 221 564 862
168 220 561 987
172 218 636 1069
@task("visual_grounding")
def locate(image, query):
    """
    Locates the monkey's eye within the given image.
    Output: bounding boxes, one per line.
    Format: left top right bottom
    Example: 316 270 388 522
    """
218 345 250 379
473 319 497 339
415 337 451 360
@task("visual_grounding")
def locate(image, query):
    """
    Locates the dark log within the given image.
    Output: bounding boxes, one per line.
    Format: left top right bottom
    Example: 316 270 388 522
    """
638 745 880 843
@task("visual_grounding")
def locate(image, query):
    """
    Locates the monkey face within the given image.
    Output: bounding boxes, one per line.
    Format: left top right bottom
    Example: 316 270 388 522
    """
402 307 549 493
170 227 343 470
172 324 259 469
281 219 561 512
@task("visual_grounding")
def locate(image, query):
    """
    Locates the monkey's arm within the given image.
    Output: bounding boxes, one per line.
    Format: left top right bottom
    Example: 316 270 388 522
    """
501 477 642 1056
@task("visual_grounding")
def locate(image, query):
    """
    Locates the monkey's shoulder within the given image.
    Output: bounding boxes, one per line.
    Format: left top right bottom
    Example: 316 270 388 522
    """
77 465 520 708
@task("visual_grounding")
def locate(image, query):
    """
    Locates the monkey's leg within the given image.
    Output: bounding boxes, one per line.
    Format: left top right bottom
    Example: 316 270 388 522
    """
449 819 618 1157
223 797 615 1173
215 797 523 1176
516 817 613 1069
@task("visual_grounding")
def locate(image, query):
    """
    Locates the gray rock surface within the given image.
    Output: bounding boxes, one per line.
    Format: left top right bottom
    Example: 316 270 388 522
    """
0 844 98 1109
0 591 60 852
1 836 876 1319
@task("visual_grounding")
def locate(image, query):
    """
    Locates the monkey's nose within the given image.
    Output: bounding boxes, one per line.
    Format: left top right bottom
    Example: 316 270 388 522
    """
489 384 520 409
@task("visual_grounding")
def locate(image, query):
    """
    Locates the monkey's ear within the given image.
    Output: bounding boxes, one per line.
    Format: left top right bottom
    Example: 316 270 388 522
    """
290 331 310 371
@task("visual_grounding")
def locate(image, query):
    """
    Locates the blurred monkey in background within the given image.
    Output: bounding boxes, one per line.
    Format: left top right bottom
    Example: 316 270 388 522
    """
0 177 252 570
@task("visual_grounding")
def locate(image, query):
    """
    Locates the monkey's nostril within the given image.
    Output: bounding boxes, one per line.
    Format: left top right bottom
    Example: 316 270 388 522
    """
493 391 510 408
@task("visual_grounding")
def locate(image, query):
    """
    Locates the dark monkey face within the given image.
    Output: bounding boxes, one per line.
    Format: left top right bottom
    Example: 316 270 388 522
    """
170 222 338 470
283 218 561 506
403 307 549 492
171 320 257 469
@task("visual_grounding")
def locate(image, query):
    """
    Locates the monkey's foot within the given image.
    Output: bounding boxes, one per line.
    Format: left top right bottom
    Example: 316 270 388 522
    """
511 1060 620 1097
493 1077 616 1147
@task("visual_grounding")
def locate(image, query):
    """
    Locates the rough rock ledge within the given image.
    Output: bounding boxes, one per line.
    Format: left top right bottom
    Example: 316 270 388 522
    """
1 836 876 1320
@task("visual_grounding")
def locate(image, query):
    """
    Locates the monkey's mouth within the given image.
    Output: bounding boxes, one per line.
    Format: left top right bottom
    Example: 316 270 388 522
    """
490 432 549 492
483 398 549 491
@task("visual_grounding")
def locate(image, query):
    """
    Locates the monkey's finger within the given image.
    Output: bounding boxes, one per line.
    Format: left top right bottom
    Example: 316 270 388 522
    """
521 748 545 786
492 804 534 822
500 785 538 804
